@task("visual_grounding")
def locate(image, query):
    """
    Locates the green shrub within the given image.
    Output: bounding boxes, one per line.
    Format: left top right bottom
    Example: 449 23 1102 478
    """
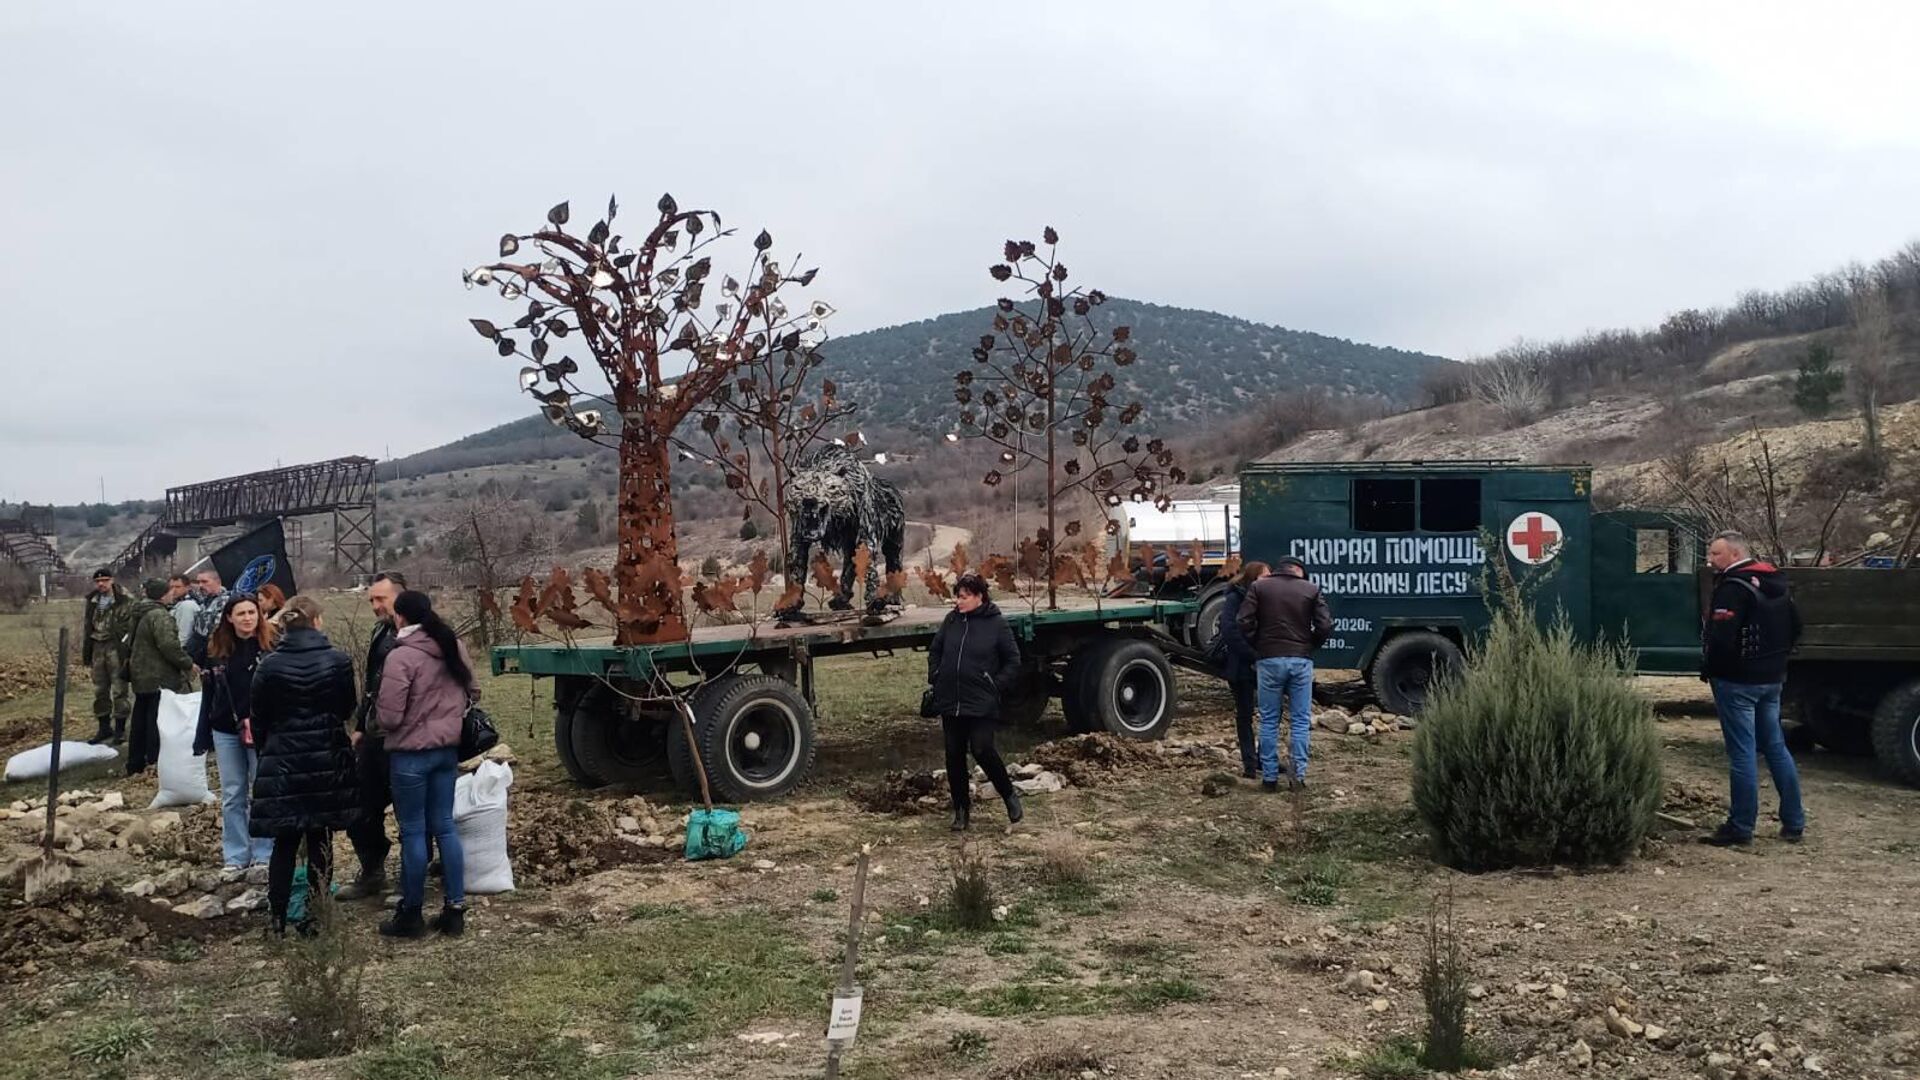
946 846 997 931
1411 603 1662 871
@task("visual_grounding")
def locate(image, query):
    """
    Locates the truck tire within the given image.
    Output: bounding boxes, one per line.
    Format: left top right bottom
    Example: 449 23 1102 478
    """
1001 672 1052 728
676 674 818 802
1793 687 1873 756
1192 589 1230 656
1077 637 1178 740
1062 650 1100 733
1870 679 1920 788
569 686 670 788
1369 631 1464 716
553 681 602 787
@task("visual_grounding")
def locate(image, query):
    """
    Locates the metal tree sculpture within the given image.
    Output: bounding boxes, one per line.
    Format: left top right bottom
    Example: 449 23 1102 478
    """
952 228 1185 607
467 194 834 644
682 291 857 594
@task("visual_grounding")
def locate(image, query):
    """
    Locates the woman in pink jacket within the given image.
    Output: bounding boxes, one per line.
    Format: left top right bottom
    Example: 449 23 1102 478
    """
374 590 473 939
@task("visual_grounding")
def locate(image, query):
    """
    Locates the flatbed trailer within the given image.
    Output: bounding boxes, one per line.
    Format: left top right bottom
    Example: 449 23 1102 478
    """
492 597 1201 801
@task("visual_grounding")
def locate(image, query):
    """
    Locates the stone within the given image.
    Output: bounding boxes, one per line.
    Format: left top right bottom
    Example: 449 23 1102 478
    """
245 865 269 886
1641 1024 1666 1042
8 800 28 813
1345 722 1369 736
1013 771 1065 795
1367 997 1390 1013
1549 983 1568 1000
1199 773 1237 797
178 894 225 919
97 792 125 810
1014 763 1044 779
190 871 221 894
1570 1039 1593 1067
1315 711 1350 734
1803 1055 1827 1074
153 868 191 897
991 904 1010 923
616 816 641 833
226 888 268 913
1342 970 1387 994
1605 1007 1643 1038
123 879 156 898
751 859 776 871
1467 984 1486 999
149 812 182 835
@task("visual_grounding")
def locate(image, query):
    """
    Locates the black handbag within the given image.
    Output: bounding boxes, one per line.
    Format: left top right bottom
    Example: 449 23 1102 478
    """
459 702 500 760
919 686 940 719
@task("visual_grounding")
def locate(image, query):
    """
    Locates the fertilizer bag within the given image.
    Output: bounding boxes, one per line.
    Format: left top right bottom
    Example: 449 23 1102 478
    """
4 741 118 781
150 689 215 808
454 759 515 894
684 807 748 861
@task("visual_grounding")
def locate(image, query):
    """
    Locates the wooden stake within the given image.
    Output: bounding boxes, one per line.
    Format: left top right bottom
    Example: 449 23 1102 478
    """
822 848 872 1079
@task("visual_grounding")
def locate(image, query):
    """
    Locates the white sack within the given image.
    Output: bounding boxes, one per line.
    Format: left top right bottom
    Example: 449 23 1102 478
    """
149 689 215 808
4 740 118 781
454 759 514 894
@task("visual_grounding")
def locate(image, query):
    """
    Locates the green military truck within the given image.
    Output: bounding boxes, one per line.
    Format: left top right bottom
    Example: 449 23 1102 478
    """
1179 460 1920 787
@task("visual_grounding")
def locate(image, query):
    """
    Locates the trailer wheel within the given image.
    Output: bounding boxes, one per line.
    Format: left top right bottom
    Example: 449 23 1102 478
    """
552 681 602 786
1369 631 1463 716
1790 681 1873 755
1871 679 1920 788
569 687 670 788
1192 589 1230 655
1001 672 1052 728
1061 650 1100 733
1077 638 1177 740
675 674 817 802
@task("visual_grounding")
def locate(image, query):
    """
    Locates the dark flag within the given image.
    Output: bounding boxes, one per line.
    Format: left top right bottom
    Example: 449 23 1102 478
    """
205 519 298 598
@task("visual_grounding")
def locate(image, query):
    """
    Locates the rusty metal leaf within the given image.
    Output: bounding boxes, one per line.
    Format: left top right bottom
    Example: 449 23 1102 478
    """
547 201 570 226
949 542 970 577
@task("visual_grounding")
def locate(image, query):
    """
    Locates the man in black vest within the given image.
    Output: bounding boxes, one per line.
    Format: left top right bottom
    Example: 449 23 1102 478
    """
339 571 406 899
1700 531 1806 847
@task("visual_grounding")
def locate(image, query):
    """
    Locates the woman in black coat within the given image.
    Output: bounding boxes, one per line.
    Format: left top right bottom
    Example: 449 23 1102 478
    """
926 573 1023 831
1216 561 1269 779
250 595 362 934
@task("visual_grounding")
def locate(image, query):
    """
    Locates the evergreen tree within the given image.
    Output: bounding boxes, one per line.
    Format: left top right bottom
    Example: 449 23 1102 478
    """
1793 343 1844 416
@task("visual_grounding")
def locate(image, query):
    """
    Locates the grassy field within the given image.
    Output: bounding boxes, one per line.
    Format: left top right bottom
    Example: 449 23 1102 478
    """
4 597 1920 1079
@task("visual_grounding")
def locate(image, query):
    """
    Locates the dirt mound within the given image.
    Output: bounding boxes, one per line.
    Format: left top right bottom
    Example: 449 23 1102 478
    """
1030 733 1163 788
0 883 241 969
848 770 946 815
0 656 53 706
509 792 675 886
1662 778 1723 823
146 804 223 866
992 1050 1108 1080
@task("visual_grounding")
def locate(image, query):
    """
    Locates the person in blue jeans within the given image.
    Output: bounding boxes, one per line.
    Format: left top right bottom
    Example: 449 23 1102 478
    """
192 595 277 876
375 591 473 938
1700 531 1806 846
1235 556 1332 792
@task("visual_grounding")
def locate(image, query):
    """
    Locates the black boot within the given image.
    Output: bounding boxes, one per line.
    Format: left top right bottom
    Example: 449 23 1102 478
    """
335 871 387 902
86 722 114 746
111 718 127 745
430 904 466 938
1003 790 1024 825
379 905 427 939
951 803 970 831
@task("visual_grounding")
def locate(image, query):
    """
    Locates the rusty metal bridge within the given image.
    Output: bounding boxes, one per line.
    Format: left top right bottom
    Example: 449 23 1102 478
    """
109 456 379 577
1 506 69 582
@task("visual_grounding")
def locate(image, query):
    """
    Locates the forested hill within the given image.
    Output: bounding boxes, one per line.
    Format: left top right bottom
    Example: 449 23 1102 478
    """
389 298 1452 477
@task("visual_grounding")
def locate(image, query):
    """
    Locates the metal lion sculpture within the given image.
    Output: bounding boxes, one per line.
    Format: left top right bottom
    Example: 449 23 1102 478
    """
780 445 905 616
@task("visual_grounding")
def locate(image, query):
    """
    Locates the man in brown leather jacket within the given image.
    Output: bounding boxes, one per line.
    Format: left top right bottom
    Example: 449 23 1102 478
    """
1235 556 1332 791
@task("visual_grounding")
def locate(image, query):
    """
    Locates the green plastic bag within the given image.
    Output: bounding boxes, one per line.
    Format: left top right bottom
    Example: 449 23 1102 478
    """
287 866 310 923
684 808 749 861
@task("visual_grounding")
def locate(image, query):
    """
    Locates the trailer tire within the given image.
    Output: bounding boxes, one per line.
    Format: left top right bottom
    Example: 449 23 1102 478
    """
1077 637 1177 740
553 682 603 787
1192 589 1230 655
678 675 817 802
1062 651 1101 733
1792 684 1873 756
1369 631 1463 716
1001 673 1051 729
1870 679 1920 788
569 687 670 789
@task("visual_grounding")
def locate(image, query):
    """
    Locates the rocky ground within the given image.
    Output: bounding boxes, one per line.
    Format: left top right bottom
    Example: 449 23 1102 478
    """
1 655 1917 1080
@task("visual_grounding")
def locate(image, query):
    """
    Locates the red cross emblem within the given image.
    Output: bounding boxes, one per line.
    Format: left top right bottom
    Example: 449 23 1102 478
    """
1505 512 1563 564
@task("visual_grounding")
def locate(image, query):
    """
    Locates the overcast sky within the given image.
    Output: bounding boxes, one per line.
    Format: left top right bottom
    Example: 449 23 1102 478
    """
4 1 1917 504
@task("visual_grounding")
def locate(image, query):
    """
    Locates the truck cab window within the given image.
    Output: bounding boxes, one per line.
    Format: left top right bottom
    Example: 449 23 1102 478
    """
1635 527 1680 573
1353 478 1416 532
1419 478 1481 532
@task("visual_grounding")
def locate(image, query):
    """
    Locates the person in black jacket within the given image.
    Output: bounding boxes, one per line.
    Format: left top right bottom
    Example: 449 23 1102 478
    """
926 574 1023 831
340 571 407 901
250 595 362 934
192 595 278 877
1216 562 1270 779
1700 531 1806 847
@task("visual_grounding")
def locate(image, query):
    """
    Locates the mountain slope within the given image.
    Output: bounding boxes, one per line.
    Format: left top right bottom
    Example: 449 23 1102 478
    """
390 298 1451 477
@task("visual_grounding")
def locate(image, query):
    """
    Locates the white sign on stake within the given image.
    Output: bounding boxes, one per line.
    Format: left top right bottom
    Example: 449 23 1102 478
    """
825 988 864 1043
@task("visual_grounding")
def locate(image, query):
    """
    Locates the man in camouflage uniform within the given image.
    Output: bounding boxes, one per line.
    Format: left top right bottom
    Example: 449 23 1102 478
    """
81 567 135 744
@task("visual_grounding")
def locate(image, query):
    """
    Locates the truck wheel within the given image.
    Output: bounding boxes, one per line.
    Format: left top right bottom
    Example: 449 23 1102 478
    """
1001 672 1051 728
1792 685 1873 756
569 688 670 788
1079 638 1178 740
553 681 602 786
1062 651 1100 733
1871 679 1920 788
678 675 818 802
1192 589 1229 655
1370 631 1463 716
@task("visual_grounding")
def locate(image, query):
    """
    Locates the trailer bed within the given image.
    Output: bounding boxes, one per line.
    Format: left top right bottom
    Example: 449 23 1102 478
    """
492 597 1200 679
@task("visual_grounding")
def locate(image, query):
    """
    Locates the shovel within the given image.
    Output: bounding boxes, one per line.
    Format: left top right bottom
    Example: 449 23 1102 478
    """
24 628 74 902
676 697 747 862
